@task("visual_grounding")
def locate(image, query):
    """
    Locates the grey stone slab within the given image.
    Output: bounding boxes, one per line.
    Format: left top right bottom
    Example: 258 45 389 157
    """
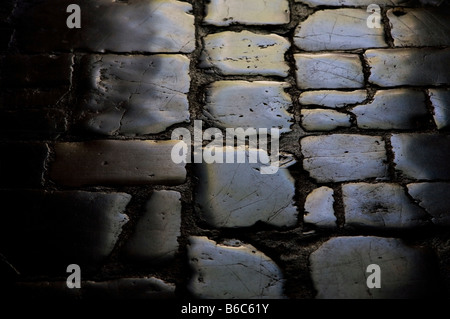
310 236 439 299
304 187 337 228
429 89 450 129
342 183 429 229
299 90 367 108
79 54 190 136
204 81 293 134
391 134 450 180
301 134 388 182
301 109 351 131
188 236 285 299
50 140 186 186
408 183 450 226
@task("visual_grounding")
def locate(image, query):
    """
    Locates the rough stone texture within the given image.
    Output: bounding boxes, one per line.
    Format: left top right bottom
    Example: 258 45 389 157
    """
310 236 439 299
391 134 450 180
204 0 290 26
0 190 130 273
294 9 387 51
301 134 388 182
388 8 450 47
429 89 450 129
299 90 367 108
200 31 290 76
204 81 293 133
296 0 409 6
123 190 182 263
187 236 285 299
195 148 298 228
50 140 186 186
295 53 364 89
301 109 351 131
408 183 450 226
352 89 429 129
304 187 336 228
13 0 195 53
366 48 450 87
79 54 190 136
342 183 429 229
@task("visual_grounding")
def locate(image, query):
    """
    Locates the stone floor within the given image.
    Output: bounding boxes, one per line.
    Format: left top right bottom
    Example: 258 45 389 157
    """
1 0 450 300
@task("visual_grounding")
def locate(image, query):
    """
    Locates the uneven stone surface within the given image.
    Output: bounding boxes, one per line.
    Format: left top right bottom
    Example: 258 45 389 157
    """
301 109 351 131
304 187 336 228
429 89 450 129
79 54 190 136
408 183 450 226
366 48 450 87
201 31 290 76
123 190 182 263
342 183 429 229
295 53 364 89
195 148 297 228
187 236 285 299
298 90 367 108
310 236 439 299
352 89 429 129
294 9 387 51
50 140 186 186
391 134 450 180
301 134 388 182
204 81 293 133
204 0 290 26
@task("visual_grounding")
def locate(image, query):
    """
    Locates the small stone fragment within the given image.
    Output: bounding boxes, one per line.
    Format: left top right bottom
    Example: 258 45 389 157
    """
429 89 450 129
299 90 367 108
304 187 336 228
408 183 450 226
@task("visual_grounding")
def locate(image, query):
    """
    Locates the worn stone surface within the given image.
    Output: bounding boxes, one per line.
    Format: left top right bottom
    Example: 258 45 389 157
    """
187 236 285 299
301 134 388 182
200 31 290 76
204 0 289 26
295 53 364 89
13 0 195 53
429 89 450 129
50 140 186 186
204 81 293 133
195 148 297 228
310 236 439 299
342 183 429 229
294 9 387 51
301 109 351 131
123 190 181 263
352 89 429 129
391 134 450 180
299 90 367 108
366 48 450 87
408 183 450 226
304 187 336 228
79 54 190 136
296 0 409 6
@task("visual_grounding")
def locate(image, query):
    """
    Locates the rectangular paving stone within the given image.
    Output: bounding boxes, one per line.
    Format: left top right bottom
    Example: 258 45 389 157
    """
301 134 388 182
429 89 450 129
295 53 364 89
200 31 290 77
365 48 450 87
13 0 195 53
204 0 289 26
391 134 450 180
78 54 190 136
294 9 387 51
301 109 351 131
299 90 367 108
50 140 186 186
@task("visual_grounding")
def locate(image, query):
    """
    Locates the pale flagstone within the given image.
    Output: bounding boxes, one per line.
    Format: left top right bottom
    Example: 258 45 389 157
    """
388 8 450 47
204 81 293 133
304 187 337 228
310 236 438 299
295 0 410 6
204 0 290 26
429 89 450 129
301 109 351 131
352 89 429 129
299 90 367 108
188 236 285 299
408 183 450 226
342 183 429 229
200 31 290 76
294 9 387 51
295 53 364 89
301 134 388 182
